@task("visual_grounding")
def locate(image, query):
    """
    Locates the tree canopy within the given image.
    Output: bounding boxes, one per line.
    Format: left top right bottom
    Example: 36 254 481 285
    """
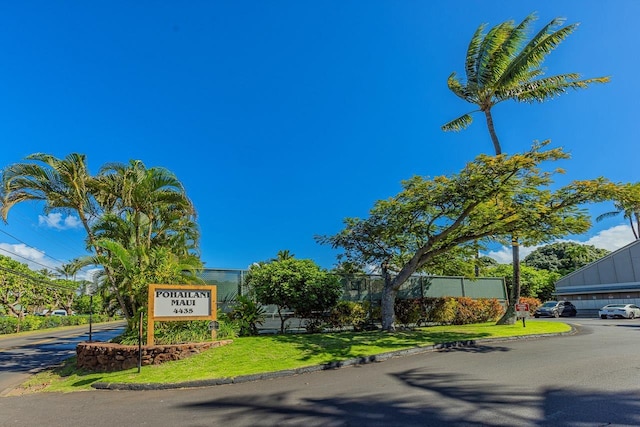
318 143 609 331
486 263 560 303
523 242 609 276
246 256 342 333
0 254 78 318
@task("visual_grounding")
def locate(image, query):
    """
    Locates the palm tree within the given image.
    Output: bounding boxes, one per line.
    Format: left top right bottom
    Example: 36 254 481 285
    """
56 261 81 280
442 12 610 324
93 160 196 250
596 182 640 240
88 160 201 320
0 153 133 319
1 153 100 240
274 250 295 261
442 12 610 154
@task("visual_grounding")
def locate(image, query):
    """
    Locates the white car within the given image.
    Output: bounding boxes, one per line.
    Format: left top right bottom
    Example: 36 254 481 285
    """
598 304 640 319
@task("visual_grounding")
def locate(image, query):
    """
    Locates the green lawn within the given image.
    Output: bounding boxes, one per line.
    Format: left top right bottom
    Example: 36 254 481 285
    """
16 320 571 394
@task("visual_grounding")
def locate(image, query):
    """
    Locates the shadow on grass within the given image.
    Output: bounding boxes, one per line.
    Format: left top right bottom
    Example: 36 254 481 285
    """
47 357 105 388
265 329 495 362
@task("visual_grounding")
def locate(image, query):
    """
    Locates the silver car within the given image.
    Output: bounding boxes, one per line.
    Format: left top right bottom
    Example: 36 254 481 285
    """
598 304 640 319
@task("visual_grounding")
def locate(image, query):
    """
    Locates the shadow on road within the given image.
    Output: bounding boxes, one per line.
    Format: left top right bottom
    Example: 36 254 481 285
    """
177 368 640 426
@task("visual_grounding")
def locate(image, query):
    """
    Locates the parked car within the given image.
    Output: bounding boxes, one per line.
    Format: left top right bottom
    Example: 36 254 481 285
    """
598 304 640 319
533 301 577 318
51 309 68 316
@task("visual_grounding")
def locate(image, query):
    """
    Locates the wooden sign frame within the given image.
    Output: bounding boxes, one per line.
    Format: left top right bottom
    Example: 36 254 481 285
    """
147 284 217 346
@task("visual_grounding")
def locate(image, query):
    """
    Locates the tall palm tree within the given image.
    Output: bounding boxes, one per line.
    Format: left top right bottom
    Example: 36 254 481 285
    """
442 12 610 154
442 12 610 324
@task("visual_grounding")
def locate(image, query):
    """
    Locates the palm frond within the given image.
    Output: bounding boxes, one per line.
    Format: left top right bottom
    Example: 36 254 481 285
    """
465 23 486 87
442 114 474 132
596 210 621 222
499 19 577 88
476 21 513 87
447 73 475 101
500 74 610 103
490 13 537 86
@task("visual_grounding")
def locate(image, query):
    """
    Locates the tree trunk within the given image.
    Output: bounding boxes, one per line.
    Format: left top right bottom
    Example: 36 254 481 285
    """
483 109 502 155
381 281 397 332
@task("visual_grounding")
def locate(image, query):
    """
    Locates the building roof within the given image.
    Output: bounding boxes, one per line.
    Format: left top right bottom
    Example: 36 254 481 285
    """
555 239 640 291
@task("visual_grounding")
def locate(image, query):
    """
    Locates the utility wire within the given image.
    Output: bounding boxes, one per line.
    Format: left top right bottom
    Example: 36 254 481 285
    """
0 228 68 266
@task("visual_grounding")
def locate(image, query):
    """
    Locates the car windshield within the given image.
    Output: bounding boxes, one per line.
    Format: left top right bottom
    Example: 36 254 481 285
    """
604 304 626 308
542 302 558 307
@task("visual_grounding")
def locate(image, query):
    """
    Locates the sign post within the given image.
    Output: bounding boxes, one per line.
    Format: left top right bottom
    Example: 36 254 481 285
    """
515 302 530 327
147 284 217 346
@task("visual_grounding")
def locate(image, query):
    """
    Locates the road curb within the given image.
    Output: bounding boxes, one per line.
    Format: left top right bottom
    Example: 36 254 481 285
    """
92 326 576 391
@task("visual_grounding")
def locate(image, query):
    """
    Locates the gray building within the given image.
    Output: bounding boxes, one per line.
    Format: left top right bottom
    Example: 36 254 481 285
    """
554 239 640 317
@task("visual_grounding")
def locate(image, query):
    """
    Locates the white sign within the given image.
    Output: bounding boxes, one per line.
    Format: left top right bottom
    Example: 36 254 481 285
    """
516 303 530 318
153 288 212 317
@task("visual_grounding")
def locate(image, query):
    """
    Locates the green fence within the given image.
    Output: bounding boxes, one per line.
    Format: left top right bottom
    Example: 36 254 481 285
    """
197 269 508 310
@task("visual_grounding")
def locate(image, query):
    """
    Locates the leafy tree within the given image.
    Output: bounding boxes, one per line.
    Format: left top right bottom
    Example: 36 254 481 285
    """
523 242 609 276
246 257 343 333
73 294 103 315
596 182 640 239
318 144 608 331
0 255 40 318
0 254 80 322
442 13 610 324
48 278 80 314
486 263 560 302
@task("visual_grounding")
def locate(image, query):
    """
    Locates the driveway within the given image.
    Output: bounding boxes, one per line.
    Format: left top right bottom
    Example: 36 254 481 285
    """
1 318 639 426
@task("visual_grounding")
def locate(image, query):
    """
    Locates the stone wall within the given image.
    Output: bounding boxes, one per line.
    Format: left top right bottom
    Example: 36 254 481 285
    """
76 340 233 372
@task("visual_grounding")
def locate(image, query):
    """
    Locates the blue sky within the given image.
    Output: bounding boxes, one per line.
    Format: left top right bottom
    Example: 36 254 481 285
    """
0 1 637 276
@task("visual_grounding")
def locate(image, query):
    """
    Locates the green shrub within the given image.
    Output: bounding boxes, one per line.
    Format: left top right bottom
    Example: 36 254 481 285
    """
0 317 18 334
215 317 239 339
395 298 423 327
326 301 368 330
423 297 457 324
302 318 325 334
226 295 266 336
153 320 212 344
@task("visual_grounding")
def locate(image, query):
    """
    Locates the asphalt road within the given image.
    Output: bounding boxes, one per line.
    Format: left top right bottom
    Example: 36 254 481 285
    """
1 318 640 427
0 320 126 396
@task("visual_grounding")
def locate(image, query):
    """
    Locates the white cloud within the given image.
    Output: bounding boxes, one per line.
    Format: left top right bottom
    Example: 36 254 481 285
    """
38 213 82 230
0 242 58 271
484 224 637 264
0 242 46 262
581 224 635 251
